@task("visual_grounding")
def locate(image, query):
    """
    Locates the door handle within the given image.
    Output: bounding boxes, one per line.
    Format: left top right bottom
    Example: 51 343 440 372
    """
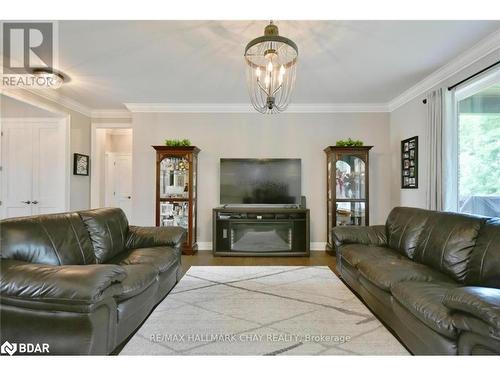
31 200 39 204
21 200 31 204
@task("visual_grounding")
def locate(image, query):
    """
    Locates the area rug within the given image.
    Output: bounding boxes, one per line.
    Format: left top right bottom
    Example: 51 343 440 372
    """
120 266 409 355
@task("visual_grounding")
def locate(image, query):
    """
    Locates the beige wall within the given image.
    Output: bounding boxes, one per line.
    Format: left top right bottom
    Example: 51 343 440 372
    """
389 49 500 209
69 111 92 211
106 132 132 153
132 112 391 244
1 95 62 117
389 98 428 208
91 117 132 124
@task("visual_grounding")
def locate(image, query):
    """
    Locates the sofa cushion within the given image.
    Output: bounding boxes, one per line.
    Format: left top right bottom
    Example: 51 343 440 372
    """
109 246 179 273
414 211 486 282
465 218 500 288
340 244 402 268
0 212 96 265
357 257 454 292
386 207 431 259
391 281 458 339
115 264 158 301
0 259 126 304
79 208 129 263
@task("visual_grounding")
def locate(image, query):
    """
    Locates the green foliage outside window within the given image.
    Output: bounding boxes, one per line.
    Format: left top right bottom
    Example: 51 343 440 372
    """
458 114 500 204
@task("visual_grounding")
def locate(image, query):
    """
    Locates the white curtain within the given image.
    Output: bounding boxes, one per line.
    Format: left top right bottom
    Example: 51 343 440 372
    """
425 88 444 210
443 89 458 212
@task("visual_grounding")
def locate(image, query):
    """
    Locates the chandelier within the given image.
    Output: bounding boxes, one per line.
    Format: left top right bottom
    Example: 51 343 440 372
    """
244 21 298 114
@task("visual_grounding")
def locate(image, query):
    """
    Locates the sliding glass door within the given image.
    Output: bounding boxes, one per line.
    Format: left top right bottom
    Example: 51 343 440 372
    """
456 81 500 217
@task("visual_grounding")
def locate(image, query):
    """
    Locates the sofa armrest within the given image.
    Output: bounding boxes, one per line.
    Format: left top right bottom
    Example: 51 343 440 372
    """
444 286 500 331
332 225 387 248
452 313 500 340
0 260 126 305
126 225 186 250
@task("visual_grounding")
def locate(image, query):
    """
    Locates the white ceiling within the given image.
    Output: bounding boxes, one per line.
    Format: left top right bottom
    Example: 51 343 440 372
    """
43 21 500 109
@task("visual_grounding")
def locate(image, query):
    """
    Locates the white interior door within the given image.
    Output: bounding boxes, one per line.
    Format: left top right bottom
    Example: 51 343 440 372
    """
1 119 67 219
105 153 132 219
1 122 33 218
31 122 66 215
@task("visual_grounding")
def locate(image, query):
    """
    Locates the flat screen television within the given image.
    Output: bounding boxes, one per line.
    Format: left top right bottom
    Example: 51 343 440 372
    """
220 158 301 205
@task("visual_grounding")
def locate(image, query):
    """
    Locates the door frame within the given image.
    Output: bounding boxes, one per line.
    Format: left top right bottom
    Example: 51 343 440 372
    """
1 90 71 213
90 122 133 213
0 117 70 217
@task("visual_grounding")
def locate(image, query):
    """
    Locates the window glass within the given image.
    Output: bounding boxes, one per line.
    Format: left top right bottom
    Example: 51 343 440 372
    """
457 84 500 217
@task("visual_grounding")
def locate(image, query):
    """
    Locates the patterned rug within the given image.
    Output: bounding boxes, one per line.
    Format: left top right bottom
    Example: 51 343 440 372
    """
120 266 409 355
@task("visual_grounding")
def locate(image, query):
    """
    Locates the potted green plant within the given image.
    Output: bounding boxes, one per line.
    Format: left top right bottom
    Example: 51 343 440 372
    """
335 138 364 147
165 139 192 147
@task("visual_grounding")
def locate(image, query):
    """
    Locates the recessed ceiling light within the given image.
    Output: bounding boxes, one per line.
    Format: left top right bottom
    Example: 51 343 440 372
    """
31 68 66 89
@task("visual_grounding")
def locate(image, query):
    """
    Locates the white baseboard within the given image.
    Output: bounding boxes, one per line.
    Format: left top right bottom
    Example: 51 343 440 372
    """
195 242 326 251
310 242 327 251
197 242 213 251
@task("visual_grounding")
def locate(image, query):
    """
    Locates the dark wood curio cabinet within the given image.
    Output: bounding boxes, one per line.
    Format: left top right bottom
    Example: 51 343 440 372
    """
153 146 200 255
324 146 373 254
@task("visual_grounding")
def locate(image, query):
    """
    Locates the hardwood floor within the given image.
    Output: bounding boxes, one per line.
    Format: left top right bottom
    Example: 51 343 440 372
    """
181 251 338 277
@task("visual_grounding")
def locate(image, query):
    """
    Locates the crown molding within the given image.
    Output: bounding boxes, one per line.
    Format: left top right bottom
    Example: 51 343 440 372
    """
25 88 91 117
388 28 500 112
124 102 389 113
90 109 132 119
289 103 389 113
125 103 252 113
1 88 78 117
1 117 63 123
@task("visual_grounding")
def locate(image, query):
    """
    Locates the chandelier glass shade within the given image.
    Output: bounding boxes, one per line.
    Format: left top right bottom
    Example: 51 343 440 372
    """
244 22 298 113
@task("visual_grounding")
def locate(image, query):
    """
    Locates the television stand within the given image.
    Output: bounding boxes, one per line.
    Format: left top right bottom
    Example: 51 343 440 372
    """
212 206 310 257
221 204 301 209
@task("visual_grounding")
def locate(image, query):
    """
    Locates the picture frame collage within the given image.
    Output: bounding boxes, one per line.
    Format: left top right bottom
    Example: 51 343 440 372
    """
401 136 418 188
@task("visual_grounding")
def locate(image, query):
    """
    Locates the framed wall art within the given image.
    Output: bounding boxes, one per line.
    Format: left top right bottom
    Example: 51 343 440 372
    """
73 153 90 176
401 136 418 189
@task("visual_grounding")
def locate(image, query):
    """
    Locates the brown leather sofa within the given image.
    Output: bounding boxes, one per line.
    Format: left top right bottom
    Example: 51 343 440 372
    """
0 208 185 355
333 207 500 355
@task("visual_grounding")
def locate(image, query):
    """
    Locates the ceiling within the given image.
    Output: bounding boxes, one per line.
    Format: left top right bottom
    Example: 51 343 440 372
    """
37 21 500 109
